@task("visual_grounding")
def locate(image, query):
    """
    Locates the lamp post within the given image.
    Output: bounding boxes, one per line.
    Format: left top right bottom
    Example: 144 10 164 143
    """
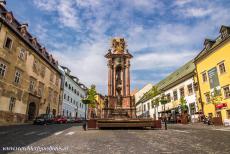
82 99 90 131
160 95 168 130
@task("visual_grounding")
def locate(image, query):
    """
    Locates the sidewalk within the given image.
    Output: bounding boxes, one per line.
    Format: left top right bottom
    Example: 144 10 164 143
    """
0 122 32 127
168 122 229 130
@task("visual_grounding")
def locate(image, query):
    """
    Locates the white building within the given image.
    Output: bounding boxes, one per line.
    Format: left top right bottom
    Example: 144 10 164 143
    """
137 60 199 121
59 66 87 118
134 83 152 117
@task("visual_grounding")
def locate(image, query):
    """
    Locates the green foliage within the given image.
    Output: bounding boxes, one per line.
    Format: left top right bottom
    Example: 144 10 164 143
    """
83 84 97 108
180 97 188 112
210 88 223 105
159 95 167 105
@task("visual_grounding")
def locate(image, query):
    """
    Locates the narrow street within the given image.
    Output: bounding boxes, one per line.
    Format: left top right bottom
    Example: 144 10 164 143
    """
0 123 229 154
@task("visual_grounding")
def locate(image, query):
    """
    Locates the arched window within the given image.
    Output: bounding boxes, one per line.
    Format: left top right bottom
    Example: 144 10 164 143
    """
65 82 68 87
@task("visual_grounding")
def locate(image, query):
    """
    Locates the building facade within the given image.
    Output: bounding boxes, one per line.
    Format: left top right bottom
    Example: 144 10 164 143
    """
194 25 230 123
0 2 62 123
137 60 199 122
95 94 105 118
59 66 87 118
134 83 152 117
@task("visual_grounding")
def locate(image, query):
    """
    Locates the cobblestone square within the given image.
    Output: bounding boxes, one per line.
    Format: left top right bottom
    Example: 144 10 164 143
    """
0 123 229 154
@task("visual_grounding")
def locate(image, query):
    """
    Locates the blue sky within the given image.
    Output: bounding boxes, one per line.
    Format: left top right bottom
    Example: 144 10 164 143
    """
6 0 230 94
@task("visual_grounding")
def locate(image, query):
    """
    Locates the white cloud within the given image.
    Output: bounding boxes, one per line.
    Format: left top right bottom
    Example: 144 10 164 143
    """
133 51 196 70
31 0 230 93
174 0 192 7
52 38 109 94
181 7 213 18
33 0 58 11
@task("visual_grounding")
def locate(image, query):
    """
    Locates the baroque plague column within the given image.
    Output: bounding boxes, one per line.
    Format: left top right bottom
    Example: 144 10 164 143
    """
104 38 135 119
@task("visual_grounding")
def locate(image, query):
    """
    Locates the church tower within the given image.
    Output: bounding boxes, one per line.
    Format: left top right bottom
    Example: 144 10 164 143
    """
104 38 135 118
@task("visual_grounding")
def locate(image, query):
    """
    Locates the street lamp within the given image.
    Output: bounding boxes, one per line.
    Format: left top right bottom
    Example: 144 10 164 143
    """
82 99 90 131
160 95 168 130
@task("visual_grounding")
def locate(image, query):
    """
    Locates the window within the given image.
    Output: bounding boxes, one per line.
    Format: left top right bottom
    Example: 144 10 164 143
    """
0 62 7 77
14 70 21 84
147 103 150 110
50 72 54 82
144 104 146 111
189 103 195 115
74 89 76 94
223 86 230 98
55 76 59 86
69 84 71 90
219 62 226 74
194 83 198 91
29 79 35 92
38 82 44 97
179 87 185 97
227 110 230 119
33 59 39 72
151 101 154 108
173 90 178 101
205 93 211 103
67 96 69 101
18 48 25 60
166 93 171 102
9 97 16 112
40 65 46 77
65 82 68 87
48 89 53 102
187 84 193 95
64 94 66 99
202 72 207 82
4 37 13 49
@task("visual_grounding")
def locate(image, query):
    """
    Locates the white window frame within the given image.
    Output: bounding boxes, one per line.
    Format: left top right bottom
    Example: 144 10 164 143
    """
18 48 26 60
0 62 7 77
4 36 13 50
14 70 21 84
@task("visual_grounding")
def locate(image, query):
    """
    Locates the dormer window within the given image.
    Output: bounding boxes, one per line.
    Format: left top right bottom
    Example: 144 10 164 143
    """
220 25 230 39
30 37 37 46
204 39 215 50
19 24 28 37
5 12 13 23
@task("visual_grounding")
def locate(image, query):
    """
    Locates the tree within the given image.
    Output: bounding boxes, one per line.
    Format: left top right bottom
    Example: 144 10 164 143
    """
180 97 188 113
82 85 97 119
86 85 97 108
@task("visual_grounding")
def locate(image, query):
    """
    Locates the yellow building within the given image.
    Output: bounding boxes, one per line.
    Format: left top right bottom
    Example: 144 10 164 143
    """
194 25 230 123
0 2 62 123
95 94 105 118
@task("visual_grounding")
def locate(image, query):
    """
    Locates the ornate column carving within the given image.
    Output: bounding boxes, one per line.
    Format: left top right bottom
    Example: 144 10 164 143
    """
113 64 116 96
123 64 126 96
126 59 130 96
107 60 112 96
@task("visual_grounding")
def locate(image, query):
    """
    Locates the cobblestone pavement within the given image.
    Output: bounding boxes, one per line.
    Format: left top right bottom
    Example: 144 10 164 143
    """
0 123 229 154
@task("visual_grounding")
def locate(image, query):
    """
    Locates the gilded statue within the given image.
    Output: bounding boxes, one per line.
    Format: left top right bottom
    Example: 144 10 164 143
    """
112 38 126 54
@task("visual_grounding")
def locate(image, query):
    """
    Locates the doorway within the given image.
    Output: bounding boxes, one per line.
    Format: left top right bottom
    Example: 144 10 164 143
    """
28 102 36 120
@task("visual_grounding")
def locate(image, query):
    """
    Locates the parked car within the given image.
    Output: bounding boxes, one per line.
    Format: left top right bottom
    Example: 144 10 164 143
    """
53 116 67 124
33 114 54 125
67 117 75 123
74 117 83 123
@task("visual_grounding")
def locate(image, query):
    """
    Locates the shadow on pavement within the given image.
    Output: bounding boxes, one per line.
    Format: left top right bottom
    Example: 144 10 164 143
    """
0 123 82 153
